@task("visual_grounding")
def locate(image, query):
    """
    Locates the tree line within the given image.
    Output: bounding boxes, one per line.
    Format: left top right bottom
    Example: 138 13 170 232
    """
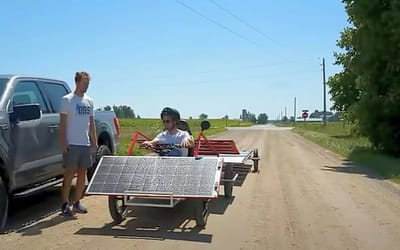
101 105 138 119
99 105 268 125
328 0 400 156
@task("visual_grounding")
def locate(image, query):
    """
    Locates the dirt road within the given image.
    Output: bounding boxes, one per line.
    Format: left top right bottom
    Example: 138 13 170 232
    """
2 125 400 250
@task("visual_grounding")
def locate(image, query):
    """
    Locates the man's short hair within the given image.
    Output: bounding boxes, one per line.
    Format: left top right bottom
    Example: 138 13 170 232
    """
74 71 90 83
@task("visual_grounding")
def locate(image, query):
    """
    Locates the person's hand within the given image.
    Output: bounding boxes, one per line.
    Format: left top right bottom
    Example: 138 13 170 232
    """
62 144 69 153
141 141 152 148
180 139 191 148
91 143 98 153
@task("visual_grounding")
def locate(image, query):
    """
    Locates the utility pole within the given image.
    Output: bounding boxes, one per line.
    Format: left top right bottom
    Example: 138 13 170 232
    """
294 97 297 123
285 107 287 118
322 57 327 126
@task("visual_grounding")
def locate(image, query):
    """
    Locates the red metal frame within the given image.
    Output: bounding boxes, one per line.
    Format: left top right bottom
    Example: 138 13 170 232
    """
194 131 240 157
127 128 240 157
127 130 152 156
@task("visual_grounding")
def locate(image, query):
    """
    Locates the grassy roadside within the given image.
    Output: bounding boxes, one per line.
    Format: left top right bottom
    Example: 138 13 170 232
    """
117 118 252 156
275 122 400 183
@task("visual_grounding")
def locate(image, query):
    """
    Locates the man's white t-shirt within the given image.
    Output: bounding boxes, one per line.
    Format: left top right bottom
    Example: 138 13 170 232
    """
155 129 192 156
60 93 94 146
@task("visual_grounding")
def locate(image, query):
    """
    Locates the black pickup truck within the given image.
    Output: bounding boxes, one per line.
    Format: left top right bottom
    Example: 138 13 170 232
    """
0 75 120 230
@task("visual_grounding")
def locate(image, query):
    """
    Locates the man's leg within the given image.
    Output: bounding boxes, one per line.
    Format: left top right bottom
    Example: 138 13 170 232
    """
74 167 86 203
61 168 75 203
72 146 91 214
61 146 78 216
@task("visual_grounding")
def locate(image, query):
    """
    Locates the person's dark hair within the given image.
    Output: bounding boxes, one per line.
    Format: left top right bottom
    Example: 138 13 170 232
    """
74 71 90 83
160 107 180 121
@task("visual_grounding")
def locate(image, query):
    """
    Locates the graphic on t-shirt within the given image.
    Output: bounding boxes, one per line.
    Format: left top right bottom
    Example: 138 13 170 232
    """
75 103 92 116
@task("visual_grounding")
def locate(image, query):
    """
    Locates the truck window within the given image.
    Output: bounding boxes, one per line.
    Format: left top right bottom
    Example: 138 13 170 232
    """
10 81 49 113
40 82 69 113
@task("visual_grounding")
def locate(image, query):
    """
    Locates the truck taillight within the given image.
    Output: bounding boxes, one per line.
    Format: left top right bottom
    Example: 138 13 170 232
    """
113 117 120 136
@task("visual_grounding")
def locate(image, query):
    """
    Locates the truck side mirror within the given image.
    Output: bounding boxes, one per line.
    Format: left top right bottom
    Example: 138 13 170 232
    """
10 104 41 122
200 120 210 131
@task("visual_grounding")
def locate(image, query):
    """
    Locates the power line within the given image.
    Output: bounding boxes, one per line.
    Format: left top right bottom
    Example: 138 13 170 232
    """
208 0 282 46
175 0 261 47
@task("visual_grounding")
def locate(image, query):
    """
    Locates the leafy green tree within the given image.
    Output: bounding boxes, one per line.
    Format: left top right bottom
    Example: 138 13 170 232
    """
327 28 360 122
257 113 268 124
113 105 135 119
104 105 112 111
248 112 257 123
199 113 208 120
331 0 400 155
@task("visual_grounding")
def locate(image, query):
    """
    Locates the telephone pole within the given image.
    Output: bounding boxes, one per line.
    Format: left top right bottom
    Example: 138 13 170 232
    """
294 97 297 123
322 57 327 126
285 107 287 118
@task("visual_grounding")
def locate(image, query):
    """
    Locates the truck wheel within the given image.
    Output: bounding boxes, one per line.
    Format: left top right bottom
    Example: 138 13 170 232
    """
87 145 112 182
108 196 129 224
194 200 209 227
224 182 233 198
0 176 9 232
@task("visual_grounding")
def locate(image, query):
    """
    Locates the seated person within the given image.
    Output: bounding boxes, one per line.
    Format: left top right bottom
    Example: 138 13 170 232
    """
141 107 194 156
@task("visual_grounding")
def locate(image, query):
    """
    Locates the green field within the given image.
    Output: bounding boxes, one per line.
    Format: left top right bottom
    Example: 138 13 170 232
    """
275 122 400 183
118 118 252 156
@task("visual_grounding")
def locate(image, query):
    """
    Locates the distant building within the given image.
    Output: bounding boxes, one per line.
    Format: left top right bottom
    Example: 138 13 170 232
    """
241 109 248 121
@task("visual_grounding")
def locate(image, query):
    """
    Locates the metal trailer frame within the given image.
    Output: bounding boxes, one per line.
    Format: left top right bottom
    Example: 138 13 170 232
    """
99 121 261 226
86 156 224 227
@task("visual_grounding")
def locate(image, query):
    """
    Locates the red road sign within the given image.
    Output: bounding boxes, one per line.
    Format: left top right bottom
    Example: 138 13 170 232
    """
302 112 308 119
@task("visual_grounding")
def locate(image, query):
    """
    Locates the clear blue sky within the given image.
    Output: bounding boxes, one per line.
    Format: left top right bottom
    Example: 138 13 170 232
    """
0 0 348 119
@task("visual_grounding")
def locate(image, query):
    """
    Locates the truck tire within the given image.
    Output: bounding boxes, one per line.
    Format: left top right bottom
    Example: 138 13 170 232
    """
0 176 8 232
87 145 112 182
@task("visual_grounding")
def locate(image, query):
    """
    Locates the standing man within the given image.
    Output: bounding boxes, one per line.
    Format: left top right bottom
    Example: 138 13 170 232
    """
59 72 97 216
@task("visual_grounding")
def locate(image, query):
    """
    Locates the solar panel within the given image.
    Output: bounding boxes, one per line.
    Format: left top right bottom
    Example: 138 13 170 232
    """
86 156 223 198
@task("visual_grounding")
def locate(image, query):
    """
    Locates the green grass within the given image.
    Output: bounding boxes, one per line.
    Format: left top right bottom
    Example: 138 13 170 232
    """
117 118 252 156
275 121 400 183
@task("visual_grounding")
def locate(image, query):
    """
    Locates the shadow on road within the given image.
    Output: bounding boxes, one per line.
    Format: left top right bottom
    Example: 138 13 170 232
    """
3 187 64 234
321 160 384 180
75 196 235 243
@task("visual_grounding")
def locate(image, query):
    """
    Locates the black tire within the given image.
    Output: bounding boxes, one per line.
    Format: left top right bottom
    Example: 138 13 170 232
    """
224 182 233 198
108 196 129 224
87 145 112 182
0 176 9 232
194 200 209 227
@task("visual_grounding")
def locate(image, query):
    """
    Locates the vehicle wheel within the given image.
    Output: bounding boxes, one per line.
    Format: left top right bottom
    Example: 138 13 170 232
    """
0 176 9 232
108 196 129 224
252 148 259 172
87 145 112 182
224 182 233 198
194 200 209 227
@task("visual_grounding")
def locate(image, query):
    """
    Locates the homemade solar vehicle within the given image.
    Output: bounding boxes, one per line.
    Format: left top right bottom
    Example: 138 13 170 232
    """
86 120 260 227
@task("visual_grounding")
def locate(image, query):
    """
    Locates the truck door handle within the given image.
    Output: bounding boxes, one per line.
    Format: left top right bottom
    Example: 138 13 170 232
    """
48 125 59 132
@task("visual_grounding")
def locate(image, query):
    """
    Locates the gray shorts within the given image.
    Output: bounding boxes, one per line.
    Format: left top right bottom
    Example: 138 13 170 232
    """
63 145 93 169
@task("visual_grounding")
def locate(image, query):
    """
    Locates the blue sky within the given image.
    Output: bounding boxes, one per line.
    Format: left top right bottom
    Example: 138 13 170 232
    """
0 0 348 119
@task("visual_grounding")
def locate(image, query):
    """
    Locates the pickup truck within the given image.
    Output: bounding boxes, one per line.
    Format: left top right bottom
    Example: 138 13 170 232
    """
0 75 120 230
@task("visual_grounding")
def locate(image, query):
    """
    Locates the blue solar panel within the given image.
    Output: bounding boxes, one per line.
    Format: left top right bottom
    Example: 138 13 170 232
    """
86 156 222 198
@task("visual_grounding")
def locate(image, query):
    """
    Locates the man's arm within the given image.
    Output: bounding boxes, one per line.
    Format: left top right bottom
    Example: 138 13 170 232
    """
141 135 160 147
89 116 98 151
89 99 97 151
60 113 68 152
59 98 69 152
